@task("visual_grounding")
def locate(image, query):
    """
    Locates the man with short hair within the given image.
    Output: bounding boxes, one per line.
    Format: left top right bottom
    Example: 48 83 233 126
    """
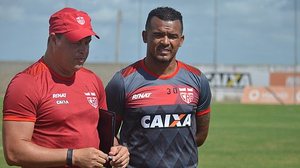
106 7 211 168
2 7 129 168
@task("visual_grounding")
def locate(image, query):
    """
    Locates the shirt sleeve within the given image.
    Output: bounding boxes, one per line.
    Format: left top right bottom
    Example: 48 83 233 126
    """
95 75 107 110
196 73 212 116
105 71 125 116
3 73 40 122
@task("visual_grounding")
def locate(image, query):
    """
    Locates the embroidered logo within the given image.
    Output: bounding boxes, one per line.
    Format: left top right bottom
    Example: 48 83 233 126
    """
132 92 152 100
52 93 69 105
76 16 85 25
179 88 194 104
85 92 98 108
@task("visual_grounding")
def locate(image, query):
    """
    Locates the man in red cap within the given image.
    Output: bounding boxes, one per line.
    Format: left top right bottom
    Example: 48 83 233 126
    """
2 7 129 168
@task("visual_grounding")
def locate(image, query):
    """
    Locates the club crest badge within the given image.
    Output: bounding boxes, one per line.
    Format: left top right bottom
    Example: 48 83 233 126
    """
179 87 194 104
76 16 85 25
85 92 98 108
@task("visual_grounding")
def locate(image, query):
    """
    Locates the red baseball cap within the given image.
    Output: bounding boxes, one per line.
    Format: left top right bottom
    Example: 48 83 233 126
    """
49 7 99 42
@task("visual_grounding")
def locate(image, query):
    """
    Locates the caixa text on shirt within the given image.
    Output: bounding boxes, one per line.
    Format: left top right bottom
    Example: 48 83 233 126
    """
141 113 192 129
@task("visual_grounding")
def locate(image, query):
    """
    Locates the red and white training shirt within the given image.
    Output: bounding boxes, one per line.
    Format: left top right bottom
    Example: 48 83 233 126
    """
3 58 107 149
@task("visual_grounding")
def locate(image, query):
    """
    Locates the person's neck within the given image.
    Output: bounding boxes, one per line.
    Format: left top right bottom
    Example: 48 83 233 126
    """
43 52 75 78
144 57 177 76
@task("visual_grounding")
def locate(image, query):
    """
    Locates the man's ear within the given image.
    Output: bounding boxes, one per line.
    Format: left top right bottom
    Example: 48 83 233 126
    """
179 35 185 47
49 33 57 44
142 30 147 43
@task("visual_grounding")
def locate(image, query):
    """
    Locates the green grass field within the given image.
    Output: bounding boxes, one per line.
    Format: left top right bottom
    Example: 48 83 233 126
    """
0 97 299 168
199 103 300 168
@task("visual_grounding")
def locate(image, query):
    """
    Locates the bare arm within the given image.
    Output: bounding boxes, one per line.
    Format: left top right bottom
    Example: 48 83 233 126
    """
3 121 68 167
195 113 210 147
3 121 108 168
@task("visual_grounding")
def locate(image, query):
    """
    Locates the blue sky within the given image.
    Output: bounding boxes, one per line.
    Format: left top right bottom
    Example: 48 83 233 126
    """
0 0 299 65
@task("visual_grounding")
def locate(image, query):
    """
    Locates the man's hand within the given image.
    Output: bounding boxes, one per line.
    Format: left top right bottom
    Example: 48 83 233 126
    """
109 145 130 168
73 147 108 168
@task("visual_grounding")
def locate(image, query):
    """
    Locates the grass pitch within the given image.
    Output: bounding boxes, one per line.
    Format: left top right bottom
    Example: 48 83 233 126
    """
199 103 300 168
0 97 299 168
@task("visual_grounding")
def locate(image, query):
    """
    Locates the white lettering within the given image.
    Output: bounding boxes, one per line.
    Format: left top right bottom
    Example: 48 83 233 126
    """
172 114 182 127
164 114 170 127
150 115 163 128
141 116 151 128
56 100 69 105
141 114 192 128
53 93 67 98
132 93 152 100
182 114 191 126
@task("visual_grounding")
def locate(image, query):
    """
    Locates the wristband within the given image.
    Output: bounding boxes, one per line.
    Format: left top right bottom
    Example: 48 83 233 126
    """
66 149 73 167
